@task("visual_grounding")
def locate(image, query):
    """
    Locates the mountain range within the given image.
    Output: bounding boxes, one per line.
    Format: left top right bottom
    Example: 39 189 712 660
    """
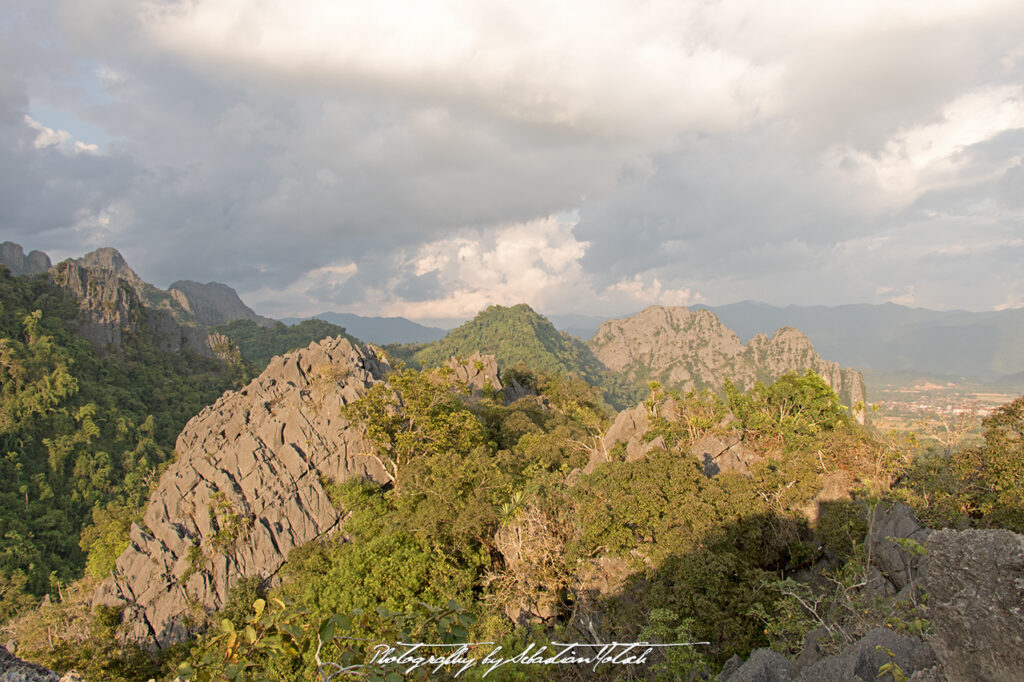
550 303 1024 385
2 240 1021 681
280 311 446 345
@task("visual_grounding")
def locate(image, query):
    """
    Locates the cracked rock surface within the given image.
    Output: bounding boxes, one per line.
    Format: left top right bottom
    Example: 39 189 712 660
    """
93 336 391 649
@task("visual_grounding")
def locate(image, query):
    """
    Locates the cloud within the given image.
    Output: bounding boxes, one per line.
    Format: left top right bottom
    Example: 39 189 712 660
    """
1 0 1022 318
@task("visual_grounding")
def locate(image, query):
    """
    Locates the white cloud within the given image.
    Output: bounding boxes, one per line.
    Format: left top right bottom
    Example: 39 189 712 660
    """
376 215 591 319
24 114 100 155
24 114 71 148
827 86 1024 208
7 0 1024 316
243 260 358 316
929 236 1024 257
606 274 701 308
135 0 783 138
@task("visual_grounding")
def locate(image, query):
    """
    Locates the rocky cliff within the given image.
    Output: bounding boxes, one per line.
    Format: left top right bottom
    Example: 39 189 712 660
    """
0 241 51 275
169 280 275 328
93 336 391 649
50 253 218 358
588 306 866 412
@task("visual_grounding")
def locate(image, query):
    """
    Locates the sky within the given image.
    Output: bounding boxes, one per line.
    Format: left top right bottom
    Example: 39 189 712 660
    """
2 1 1023 321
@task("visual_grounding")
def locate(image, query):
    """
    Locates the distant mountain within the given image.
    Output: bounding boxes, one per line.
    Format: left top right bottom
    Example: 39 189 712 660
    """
589 305 866 411
168 280 276 328
413 304 609 387
0 241 50 275
698 301 1024 381
281 312 447 345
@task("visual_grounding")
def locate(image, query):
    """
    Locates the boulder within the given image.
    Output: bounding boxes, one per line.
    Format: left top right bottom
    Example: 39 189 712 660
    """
720 648 792 682
793 628 936 681
866 504 930 591
923 528 1024 682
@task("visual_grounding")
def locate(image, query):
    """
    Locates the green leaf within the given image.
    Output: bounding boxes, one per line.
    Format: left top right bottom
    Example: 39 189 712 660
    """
319 617 336 643
253 598 266 619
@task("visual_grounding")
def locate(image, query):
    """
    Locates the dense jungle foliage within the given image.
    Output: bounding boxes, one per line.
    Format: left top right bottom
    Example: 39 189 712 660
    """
0 268 242 607
3 276 1023 680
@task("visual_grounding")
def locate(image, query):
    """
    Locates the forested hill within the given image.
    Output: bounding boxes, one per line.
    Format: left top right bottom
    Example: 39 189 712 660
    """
410 303 611 388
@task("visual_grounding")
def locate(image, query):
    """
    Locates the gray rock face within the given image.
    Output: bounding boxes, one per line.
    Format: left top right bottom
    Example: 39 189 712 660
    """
168 280 275 328
867 504 931 591
445 352 502 393
0 242 51 276
588 306 865 419
721 648 792 682
74 247 141 284
584 402 651 473
691 432 760 476
584 397 758 476
721 629 936 682
50 258 217 358
443 352 530 403
93 336 391 649
793 628 936 681
924 528 1024 682
0 646 59 682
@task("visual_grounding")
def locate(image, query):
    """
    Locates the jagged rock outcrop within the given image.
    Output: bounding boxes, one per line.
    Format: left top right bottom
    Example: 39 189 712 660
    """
588 306 866 419
867 504 931 593
583 397 758 476
720 628 937 681
50 257 216 357
93 337 391 649
748 327 866 410
923 528 1024 682
444 352 530 403
723 522 1024 682
0 645 60 681
168 280 275 328
0 242 50 276
691 432 760 477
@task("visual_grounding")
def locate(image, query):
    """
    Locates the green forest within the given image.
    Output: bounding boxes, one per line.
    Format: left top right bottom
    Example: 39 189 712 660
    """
0 268 242 607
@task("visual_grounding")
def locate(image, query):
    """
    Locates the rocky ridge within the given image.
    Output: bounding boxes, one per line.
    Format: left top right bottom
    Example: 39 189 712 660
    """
50 255 220 357
168 280 275 328
0 242 51 276
93 336 391 649
589 306 866 414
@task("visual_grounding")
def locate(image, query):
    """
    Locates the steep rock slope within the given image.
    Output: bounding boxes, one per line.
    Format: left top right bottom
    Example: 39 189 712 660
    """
589 306 865 408
51 254 218 357
169 280 275 328
93 336 391 649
